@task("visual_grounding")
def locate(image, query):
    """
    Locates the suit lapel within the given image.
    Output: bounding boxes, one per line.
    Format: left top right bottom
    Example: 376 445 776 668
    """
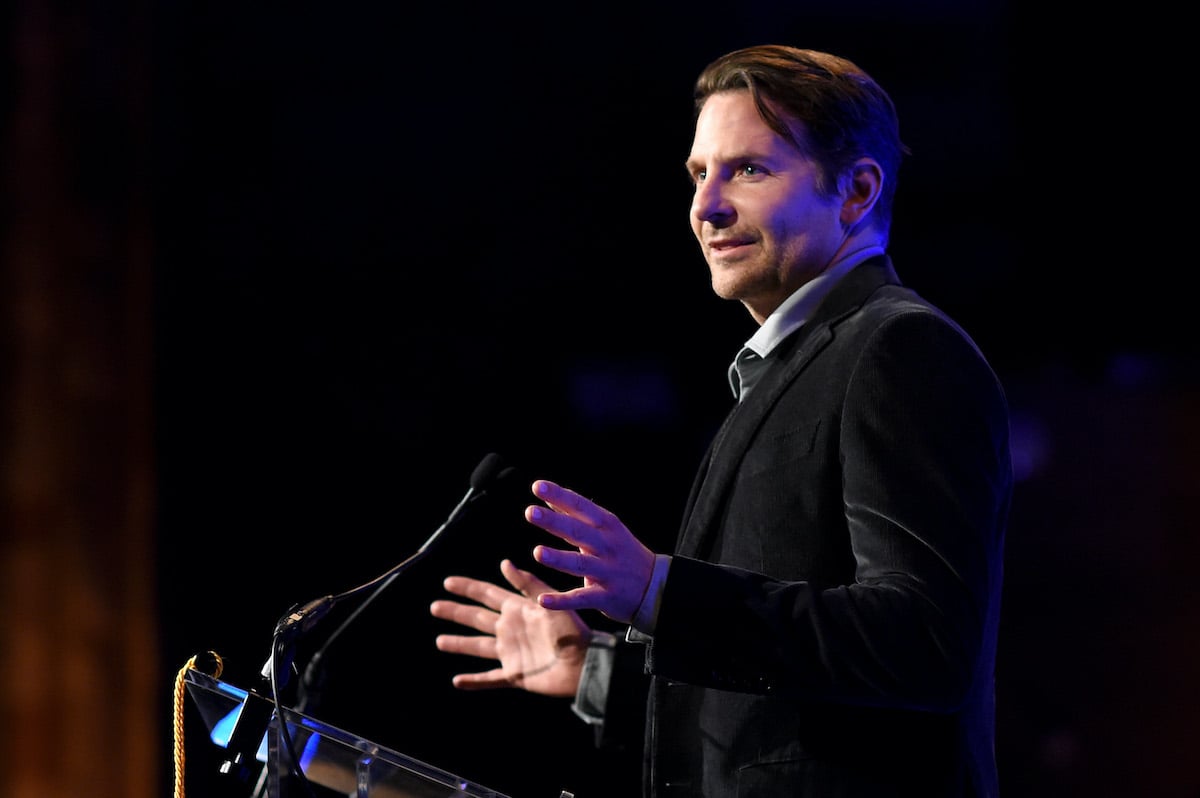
673 256 901 560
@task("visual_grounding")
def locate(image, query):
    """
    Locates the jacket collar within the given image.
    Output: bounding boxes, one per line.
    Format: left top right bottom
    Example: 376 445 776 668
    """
675 255 901 559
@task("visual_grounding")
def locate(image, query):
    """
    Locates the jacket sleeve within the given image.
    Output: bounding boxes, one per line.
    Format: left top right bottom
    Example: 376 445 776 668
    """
571 630 652 750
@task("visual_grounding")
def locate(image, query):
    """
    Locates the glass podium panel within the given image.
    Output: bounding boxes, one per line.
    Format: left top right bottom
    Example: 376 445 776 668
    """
184 668 516 798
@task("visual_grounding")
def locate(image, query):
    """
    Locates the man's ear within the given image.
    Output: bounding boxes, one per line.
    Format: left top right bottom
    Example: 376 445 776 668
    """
840 158 883 227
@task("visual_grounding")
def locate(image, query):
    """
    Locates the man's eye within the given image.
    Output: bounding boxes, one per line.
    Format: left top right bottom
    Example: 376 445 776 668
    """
740 164 762 176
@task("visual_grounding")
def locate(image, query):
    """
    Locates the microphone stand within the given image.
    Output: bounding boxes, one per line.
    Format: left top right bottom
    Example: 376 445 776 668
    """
247 453 512 798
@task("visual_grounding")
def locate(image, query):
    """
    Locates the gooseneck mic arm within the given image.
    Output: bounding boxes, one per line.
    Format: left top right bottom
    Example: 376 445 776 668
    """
290 452 513 692
263 452 512 684
255 453 514 798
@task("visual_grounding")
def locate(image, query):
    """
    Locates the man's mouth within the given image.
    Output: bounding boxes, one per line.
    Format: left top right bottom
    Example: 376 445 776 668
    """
707 237 754 257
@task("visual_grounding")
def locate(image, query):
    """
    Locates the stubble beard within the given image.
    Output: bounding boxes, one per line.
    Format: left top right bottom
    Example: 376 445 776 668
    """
708 256 775 304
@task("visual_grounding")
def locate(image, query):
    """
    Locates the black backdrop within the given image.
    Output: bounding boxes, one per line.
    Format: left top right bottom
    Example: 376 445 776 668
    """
155 3 1195 797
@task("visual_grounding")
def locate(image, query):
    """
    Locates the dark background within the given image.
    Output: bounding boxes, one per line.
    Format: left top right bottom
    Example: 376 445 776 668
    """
147 3 1197 797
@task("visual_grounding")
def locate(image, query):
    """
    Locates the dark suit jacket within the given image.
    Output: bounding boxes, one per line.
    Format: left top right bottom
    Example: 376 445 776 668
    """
603 256 1011 797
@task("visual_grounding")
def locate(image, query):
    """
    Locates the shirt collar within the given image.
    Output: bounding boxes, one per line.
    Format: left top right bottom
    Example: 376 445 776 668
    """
745 245 885 358
727 246 885 397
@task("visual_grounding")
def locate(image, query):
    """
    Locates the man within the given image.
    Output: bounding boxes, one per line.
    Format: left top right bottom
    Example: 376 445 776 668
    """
430 44 1011 797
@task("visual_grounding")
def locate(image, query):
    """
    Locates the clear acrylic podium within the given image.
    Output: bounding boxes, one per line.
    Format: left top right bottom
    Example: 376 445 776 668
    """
184 668 521 798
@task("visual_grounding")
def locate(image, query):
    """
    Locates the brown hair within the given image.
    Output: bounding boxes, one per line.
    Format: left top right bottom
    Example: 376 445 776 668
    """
694 45 909 238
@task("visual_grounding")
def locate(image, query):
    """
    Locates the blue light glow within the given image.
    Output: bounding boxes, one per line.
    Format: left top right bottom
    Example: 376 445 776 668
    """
209 687 270 763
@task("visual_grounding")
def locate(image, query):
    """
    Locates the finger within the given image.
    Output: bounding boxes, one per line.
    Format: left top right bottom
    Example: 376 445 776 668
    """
442 575 520 611
429 600 500 635
525 504 600 551
532 480 596 521
534 481 623 530
499 558 555 596
434 633 498 660
536 584 609 613
450 669 511 691
532 544 594 579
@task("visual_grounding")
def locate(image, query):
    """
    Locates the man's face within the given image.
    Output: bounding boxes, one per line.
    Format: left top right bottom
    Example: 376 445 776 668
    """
686 90 848 324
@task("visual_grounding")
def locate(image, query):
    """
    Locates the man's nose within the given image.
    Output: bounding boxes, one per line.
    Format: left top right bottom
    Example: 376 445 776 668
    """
691 180 734 226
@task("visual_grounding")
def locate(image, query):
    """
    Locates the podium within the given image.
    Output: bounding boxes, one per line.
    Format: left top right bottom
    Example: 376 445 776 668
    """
184 668 523 798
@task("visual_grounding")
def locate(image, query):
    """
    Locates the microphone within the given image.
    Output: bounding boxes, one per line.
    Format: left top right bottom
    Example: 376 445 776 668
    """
264 452 516 685
250 453 517 797
414 451 509 554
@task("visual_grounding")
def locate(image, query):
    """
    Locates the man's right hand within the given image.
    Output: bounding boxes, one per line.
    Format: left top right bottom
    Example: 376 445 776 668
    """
430 558 590 698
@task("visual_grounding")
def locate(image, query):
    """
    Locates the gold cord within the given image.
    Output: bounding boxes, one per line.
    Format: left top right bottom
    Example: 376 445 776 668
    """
173 651 225 798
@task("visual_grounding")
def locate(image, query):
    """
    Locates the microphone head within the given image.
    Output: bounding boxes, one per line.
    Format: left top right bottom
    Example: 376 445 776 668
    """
470 452 507 490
